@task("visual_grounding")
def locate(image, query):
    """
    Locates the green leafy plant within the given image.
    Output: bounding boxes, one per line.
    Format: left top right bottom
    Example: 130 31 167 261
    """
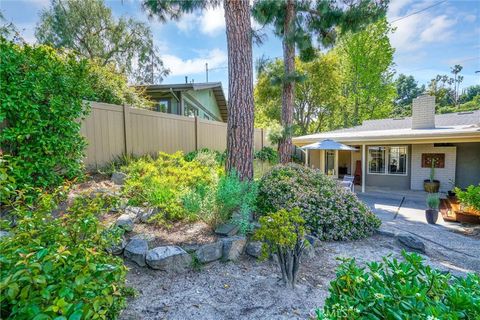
254 146 278 164
257 163 380 240
430 158 436 182
184 148 226 166
254 208 307 288
0 39 92 200
455 184 480 212
316 251 480 319
0 192 129 319
426 193 440 210
121 152 218 224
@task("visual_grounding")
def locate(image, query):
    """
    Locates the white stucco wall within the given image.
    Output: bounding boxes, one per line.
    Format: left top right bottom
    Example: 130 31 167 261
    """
410 144 456 191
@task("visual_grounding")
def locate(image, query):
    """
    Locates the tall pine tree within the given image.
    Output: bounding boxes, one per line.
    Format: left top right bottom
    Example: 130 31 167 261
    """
143 0 254 180
252 0 387 163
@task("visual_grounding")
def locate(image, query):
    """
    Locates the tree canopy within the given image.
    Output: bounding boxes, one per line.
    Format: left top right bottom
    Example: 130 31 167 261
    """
252 0 387 162
36 0 169 84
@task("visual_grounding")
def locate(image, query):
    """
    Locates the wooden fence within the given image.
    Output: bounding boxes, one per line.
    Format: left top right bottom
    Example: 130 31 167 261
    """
80 102 270 168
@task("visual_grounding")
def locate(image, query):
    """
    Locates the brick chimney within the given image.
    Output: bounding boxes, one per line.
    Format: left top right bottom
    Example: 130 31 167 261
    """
412 94 435 129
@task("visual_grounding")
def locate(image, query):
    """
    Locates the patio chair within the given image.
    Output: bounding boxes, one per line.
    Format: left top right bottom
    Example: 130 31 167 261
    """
340 175 354 192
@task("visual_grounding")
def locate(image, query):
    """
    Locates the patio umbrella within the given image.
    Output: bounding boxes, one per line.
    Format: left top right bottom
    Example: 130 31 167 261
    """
301 139 357 167
301 139 357 151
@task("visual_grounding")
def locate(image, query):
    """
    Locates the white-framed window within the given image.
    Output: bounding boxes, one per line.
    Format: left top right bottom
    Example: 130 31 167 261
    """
156 99 170 113
185 103 198 117
368 146 407 176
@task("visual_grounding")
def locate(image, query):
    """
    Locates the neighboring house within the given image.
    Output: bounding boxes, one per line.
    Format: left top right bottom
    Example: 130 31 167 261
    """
293 95 480 192
138 82 227 122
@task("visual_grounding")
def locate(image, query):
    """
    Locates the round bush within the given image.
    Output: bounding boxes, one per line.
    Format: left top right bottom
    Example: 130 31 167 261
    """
256 163 380 240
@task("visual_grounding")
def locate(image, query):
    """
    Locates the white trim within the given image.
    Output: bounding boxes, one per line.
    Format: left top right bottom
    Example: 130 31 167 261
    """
367 145 409 176
361 145 366 193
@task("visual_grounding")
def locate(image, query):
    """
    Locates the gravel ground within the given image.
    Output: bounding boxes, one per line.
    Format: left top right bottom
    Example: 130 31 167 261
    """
120 234 475 320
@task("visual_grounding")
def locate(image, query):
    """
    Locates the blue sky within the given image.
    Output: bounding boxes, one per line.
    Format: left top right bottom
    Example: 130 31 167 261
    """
1 0 479 93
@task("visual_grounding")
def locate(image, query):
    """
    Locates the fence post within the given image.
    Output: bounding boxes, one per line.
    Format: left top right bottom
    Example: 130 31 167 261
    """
194 116 199 151
261 128 264 150
123 104 131 155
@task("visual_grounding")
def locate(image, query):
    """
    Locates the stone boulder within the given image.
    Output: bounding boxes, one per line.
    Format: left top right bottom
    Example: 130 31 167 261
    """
107 237 127 255
111 172 127 185
222 236 246 261
246 241 263 258
196 241 223 263
397 234 425 253
215 224 239 237
124 238 148 266
146 246 192 272
115 214 135 232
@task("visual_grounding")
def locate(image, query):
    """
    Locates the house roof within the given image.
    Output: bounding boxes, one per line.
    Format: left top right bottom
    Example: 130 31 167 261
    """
293 110 480 145
137 82 228 121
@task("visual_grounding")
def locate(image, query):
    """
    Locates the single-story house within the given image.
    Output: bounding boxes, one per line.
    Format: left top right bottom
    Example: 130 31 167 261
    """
293 95 480 192
137 82 227 122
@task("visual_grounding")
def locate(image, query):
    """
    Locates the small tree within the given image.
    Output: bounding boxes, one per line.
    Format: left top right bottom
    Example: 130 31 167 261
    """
255 207 307 288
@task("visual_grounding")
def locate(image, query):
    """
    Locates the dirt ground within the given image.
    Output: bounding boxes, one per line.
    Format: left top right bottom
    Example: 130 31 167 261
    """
119 234 474 320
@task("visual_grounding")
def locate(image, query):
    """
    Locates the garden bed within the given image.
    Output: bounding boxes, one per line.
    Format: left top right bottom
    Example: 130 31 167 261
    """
119 234 474 320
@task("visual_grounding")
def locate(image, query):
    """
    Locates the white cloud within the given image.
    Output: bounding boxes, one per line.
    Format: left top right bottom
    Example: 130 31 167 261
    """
175 7 225 36
199 7 225 35
161 48 227 76
420 15 455 42
388 1 457 53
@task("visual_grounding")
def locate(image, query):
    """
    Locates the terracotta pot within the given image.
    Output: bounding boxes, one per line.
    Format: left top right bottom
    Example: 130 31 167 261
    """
425 209 439 224
424 180 440 193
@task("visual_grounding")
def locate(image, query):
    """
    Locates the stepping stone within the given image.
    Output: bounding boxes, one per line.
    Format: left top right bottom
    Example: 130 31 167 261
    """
196 241 223 263
115 214 135 231
222 236 246 261
397 234 425 253
146 246 192 272
215 224 239 237
124 238 148 267
111 172 127 185
246 241 263 258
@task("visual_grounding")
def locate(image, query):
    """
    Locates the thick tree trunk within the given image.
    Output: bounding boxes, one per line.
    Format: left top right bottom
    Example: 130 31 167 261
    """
278 0 295 164
224 0 254 180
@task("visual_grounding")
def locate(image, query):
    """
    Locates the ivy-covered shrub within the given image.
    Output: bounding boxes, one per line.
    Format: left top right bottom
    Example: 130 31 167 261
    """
121 152 219 223
0 39 92 200
455 184 480 212
317 251 480 319
0 192 129 319
257 163 380 240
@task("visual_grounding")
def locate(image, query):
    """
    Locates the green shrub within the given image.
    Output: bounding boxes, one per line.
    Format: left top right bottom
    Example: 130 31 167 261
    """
184 148 226 165
455 184 480 211
0 192 129 319
254 146 278 164
0 39 92 200
121 152 218 223
182 171 257 231
317 251 480 319
254 208 307 288
257 163 380 240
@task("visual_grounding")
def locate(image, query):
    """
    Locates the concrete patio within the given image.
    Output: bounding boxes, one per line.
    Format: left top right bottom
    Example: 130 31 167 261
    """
357 191 480 273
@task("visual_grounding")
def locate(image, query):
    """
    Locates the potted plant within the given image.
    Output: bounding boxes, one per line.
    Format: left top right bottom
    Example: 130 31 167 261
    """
424 159 440 193
447 179 456 197
426 193 440 224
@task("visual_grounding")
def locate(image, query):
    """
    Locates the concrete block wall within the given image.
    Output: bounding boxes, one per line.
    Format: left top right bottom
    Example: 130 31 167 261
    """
410 144 456 191
412 95 435 129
